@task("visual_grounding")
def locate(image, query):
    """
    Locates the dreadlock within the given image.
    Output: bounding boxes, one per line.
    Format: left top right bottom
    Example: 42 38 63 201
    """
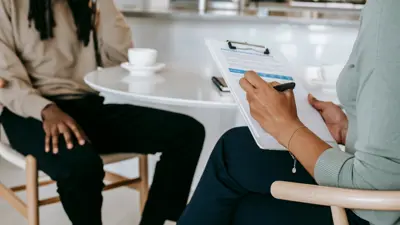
28 0 93 46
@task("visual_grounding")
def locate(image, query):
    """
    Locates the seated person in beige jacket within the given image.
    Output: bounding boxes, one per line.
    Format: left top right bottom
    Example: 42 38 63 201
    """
0 0 205 224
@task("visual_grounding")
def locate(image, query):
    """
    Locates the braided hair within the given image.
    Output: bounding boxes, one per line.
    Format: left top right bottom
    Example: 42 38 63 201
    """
28 0 93 46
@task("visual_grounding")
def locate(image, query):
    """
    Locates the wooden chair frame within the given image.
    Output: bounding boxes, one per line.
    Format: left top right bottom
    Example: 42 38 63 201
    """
0 154 149 225
271 181 400 225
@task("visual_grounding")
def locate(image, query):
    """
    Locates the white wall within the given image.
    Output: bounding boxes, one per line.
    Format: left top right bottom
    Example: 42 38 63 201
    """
113 0 170 10
113 0 144 10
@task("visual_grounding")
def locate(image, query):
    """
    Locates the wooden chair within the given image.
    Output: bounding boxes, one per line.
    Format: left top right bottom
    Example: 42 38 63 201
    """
271 181 400 225
0 140 149 225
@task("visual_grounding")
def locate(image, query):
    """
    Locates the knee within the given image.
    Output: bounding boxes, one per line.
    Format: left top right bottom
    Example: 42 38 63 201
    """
222 127 251 143
187 116 206 139
219 127 253 151
180 115 206 145
55 143 105 185
211 127 257 160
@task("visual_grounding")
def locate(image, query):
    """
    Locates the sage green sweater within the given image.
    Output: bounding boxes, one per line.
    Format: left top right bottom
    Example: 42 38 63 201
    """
314 1 400 224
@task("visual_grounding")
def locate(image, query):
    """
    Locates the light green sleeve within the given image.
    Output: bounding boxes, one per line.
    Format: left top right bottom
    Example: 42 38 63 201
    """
314 0 400 190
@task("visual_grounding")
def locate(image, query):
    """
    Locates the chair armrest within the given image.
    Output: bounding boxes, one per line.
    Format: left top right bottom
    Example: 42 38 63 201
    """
271 181 400 211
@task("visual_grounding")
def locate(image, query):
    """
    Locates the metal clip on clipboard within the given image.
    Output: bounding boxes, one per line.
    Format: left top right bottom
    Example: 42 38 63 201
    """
227 40 270 55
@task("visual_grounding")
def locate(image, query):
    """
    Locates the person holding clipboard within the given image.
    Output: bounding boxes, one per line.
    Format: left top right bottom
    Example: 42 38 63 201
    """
178 1 400 225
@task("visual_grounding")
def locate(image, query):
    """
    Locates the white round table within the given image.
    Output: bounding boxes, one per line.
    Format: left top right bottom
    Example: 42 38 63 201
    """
84 65 237 109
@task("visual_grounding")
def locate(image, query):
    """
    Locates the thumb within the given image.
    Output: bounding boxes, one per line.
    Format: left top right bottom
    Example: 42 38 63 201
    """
308 94 325 111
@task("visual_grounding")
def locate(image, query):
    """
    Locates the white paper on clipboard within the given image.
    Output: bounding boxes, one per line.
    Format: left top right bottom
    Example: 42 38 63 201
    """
206 39 335 150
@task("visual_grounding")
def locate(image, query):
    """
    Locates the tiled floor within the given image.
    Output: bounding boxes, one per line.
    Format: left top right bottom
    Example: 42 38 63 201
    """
0 157 175 225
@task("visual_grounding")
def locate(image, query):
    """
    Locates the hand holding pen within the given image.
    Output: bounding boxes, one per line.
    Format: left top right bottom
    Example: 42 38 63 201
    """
239 71 304 148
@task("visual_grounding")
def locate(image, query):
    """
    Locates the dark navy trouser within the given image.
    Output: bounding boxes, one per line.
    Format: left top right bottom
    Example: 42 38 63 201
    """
1 94 205 225
178 127 369 225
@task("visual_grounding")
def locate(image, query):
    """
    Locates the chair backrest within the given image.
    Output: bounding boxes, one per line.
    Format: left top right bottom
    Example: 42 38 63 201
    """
0 141 26 169
271 181 400 225
0 119 27 169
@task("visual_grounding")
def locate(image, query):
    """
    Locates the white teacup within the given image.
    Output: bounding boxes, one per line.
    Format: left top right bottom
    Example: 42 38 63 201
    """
128 48 158 67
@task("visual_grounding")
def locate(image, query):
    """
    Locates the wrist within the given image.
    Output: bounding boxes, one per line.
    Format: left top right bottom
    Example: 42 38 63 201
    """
275 120 305 148
41 104 58 120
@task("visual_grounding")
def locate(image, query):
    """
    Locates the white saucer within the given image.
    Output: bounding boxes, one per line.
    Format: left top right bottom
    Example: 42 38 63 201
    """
121 62 166 76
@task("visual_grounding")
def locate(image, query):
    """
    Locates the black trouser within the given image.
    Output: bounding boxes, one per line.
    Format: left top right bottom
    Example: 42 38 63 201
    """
1 94 205 225
178 127 370 225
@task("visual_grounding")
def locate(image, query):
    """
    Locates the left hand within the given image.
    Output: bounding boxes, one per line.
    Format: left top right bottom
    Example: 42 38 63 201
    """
308 95 348 145
239 71 304 147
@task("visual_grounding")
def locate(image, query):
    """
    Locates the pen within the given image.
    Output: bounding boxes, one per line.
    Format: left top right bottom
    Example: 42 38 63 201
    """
273 82 296 92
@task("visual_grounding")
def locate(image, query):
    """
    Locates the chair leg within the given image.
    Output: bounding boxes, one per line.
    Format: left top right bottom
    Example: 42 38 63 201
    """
331 206 349 225
26 155 39 225
0 182 28 217
138 155 149 214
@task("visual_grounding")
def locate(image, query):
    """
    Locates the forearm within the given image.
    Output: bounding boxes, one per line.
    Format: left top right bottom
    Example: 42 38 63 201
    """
0 45 52 121
0 7 53 121
287 127 332 177
0 81 53 121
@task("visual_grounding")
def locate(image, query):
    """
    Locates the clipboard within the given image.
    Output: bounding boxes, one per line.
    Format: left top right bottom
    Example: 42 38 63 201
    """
226 40 270 55
206 39 336 150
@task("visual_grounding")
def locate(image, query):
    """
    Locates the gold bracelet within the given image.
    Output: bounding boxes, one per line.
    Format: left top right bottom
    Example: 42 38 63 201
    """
287 126 307 151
